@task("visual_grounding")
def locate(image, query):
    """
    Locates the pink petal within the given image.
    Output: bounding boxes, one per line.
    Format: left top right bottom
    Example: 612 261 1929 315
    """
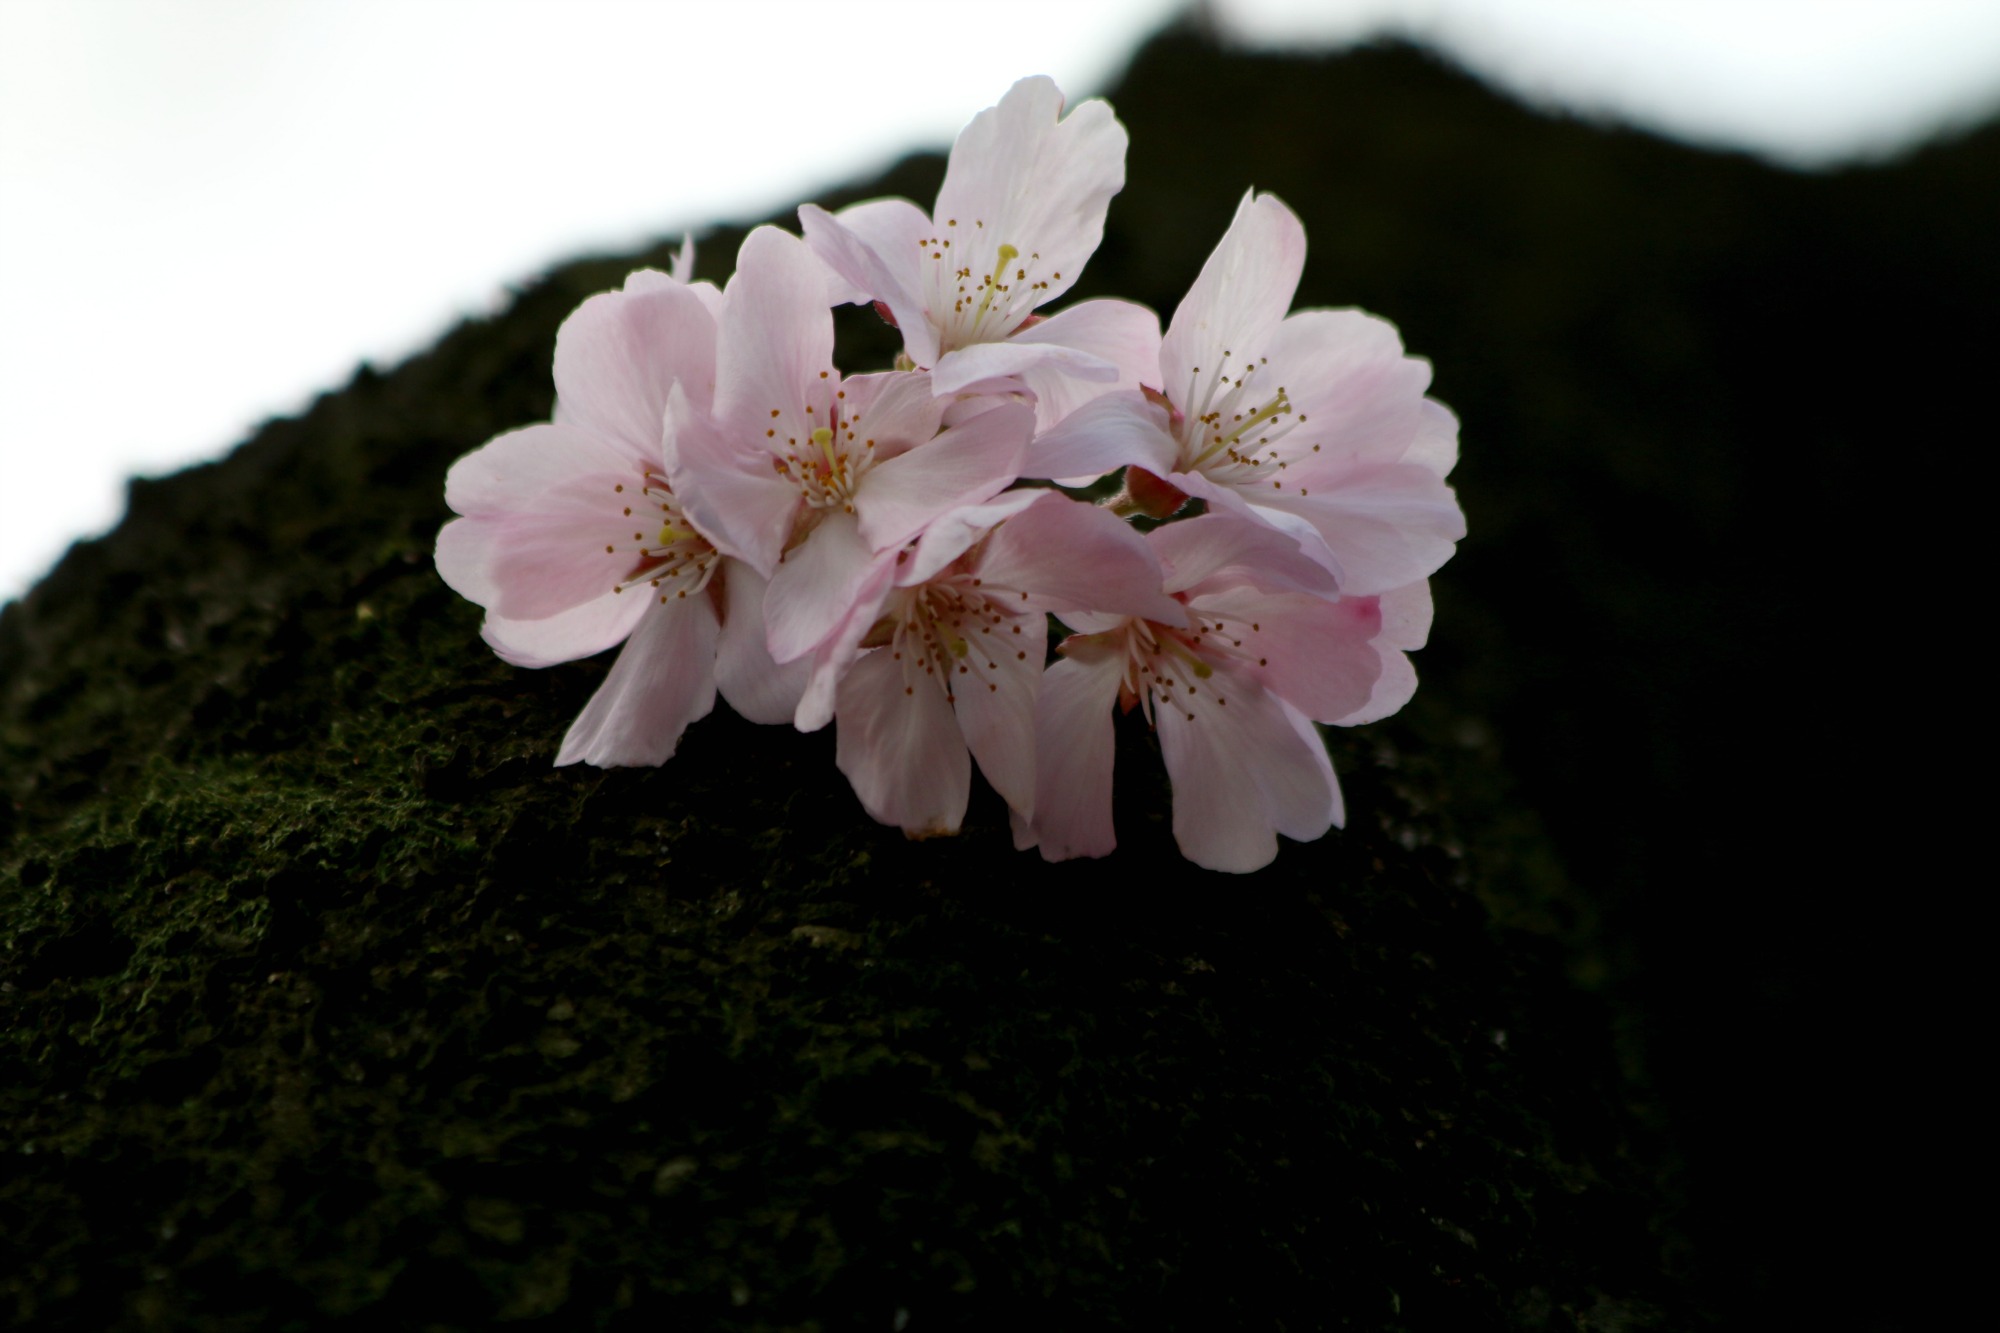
1379 576 1435 650
1156 664 1336 873
933 76 1126 322
480 589 649 670
1010 806 1039 853
799 200 938 364
434 516 500 608
1191 586 1382 724
1403 398 1460 477
852 400 1032 552
901 490 1046 586
555 594 719 767
1144 512 1337 600
1160 192 1305 409
444 422 632 517
1028 641 1127 862
765 511 894 665
792 555 900 733
713 559 810 724
1332 580 1433 726
713 226 837 431
977 492 1184 624
928 338 1116 398
834 650 971 836
947 610 1046 818
1267 696 1345 838
1018 390 1176 483
663 383 799 575
1172 473 1347 583
1010 298 1163 431
552 274 717 463
441 423 654 621
1260 308 1429 472
840 369 945 464
1257 462 1465 595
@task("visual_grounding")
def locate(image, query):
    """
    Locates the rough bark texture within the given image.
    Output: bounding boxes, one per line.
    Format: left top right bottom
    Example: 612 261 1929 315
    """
3 25 1986 1332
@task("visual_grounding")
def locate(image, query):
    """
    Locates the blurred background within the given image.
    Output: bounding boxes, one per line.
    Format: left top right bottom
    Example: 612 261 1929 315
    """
5 0 2000 603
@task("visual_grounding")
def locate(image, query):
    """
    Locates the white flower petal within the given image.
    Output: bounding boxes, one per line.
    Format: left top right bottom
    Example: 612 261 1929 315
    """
1157 664 1335 873
480 589 649 670
714 560 810 725
799 200 941 365
1145 512 1337 600
852 401 1032 552
1403 398 1460 477
1263 308 1430 472
902 490 1046 587
1331 580 1433 726
949 609 1045 819
552 274 716 462
1257 462 1465 595
664 383 799 576
1160 192 1305 409
1019 390 1177 483
765 511 892 665
834 650 971 836
1192 586 1382 724
1009 298 1162 431
441 424 656 621
977 493 1183 623
555 595 719 767
929 338 1116 398
931 77 1126 346
840 369 944 464
714 226 836 431
1028 643 1127 862
1263 697 1344 839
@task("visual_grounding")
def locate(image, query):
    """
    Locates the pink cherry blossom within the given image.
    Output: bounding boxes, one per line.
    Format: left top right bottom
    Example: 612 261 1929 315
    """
435 265 805 766
664 225 1036 687
1021 516 1391 873
798 77 1160 428
1024 190 1466 596
812 490 1183 837
434 80 1464 874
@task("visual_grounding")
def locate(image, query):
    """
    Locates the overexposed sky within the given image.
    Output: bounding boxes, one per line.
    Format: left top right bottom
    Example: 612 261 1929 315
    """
4 0 1998 604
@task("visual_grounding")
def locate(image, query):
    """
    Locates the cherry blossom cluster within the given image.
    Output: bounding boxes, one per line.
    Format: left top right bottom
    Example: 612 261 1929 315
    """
436 77 1464 872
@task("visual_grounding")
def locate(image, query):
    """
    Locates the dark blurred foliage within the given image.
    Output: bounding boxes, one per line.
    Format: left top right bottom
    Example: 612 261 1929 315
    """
1 21 1986 1331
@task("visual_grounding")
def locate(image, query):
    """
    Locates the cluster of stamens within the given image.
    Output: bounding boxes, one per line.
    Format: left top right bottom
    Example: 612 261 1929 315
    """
768 378 876 512
920 217 1063 349
607 473 719 604
1176 351 1318 496
1110 607 1267 724
880 570 1031 704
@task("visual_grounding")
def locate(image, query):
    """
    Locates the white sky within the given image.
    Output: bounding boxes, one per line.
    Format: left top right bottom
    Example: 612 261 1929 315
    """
4 0 1998 605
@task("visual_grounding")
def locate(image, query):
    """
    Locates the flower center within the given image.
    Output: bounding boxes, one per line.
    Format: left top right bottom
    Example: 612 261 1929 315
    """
919 218 1063 354
1096 606 1270 724
878 568 1033 704
606 473 720 604
1173 351 1314 495
768 384 875 513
